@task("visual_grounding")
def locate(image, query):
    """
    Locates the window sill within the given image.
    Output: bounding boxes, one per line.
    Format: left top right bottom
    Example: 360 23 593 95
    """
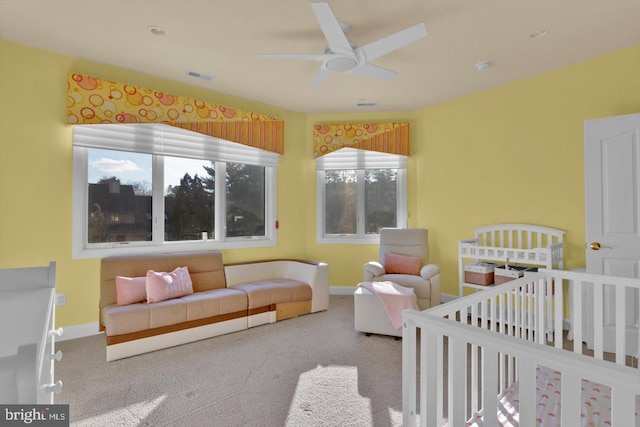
317 235 380 245
72 238 276 259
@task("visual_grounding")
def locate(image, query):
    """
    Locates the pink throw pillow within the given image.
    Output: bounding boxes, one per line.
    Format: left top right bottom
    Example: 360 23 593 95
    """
146 266 194 303
115 276 147 306
384 252 422 276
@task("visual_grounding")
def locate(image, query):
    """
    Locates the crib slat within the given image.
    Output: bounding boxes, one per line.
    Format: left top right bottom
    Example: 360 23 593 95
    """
436 333 444 427
402 319 418 427
611 384 637 426
498 350 504 393
421 326 437 427
615 284 626 364
518 358 536 426
573 279 583 354
515 288 521 339
536 278 545 344
528 283 534 342
637 288 640 368
482 346 498 427
496 294 507 334
508 289 516 384
554 276 563 349
471 342 478 415
498 293 505 378
449 337 466 427
481 300 488 330
492 296 498 332
593 280 604 360
560 370 581 427
471 301 479 415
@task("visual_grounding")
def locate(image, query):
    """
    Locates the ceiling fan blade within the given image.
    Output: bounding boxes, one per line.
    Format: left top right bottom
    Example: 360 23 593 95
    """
350 63 398 81
361 23 427 61
257 53 328 61
311 67 332 88
310 2 353 52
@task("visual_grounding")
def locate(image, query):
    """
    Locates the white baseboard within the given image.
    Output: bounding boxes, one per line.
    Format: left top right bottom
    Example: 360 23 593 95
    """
331 288 460 302
57 322 102 341
330 286 357 295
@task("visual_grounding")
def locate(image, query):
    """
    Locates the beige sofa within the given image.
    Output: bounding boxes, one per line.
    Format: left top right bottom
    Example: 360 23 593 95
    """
100 251 328 361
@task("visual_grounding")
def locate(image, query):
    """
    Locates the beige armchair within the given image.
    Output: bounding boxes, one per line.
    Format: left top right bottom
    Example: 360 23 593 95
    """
363 227 440 310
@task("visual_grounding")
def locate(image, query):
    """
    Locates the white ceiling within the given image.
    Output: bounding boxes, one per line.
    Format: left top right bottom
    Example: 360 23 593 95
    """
1 0 638 114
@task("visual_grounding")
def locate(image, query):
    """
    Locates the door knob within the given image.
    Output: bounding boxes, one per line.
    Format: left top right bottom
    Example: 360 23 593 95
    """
587 242 612 250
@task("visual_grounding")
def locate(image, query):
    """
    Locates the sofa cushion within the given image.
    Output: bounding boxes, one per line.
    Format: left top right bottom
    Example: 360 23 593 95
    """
115 275 147 305
146 266 194 303
102 298 189 336
102 303 151 336
179 288 247 321
149 297 188 329
231 279 312 309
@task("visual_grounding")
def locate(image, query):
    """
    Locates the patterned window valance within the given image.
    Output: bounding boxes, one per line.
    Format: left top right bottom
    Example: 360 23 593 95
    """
312 122 409 158
66 73 284 154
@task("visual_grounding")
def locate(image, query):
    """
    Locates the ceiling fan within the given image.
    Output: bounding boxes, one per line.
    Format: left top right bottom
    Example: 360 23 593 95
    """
257 2 427 87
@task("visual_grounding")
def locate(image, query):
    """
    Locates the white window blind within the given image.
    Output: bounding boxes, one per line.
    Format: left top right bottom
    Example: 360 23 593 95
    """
73 123 279 167
315 147 406 170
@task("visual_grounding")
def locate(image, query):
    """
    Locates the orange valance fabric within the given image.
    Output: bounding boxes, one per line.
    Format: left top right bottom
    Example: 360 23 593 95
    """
312 122 409 158
66 73 284 154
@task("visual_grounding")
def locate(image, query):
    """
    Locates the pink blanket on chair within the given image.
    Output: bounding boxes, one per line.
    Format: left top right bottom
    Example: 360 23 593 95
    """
358 281 419 329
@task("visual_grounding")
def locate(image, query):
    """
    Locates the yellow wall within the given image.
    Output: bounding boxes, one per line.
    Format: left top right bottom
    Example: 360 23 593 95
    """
416 45 640 294
0 40 308 328
1 39 639 328
306 45 640 293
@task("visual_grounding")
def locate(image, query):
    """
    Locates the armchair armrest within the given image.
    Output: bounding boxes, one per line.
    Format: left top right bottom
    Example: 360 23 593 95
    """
420 264 441 306
420 264 440 280
363 261 385 281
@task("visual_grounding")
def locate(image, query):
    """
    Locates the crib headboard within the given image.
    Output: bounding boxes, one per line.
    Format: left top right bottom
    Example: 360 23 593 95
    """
474 223 565 249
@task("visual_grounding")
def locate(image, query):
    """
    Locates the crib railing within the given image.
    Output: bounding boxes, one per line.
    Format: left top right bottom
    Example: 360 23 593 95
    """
402 269 640 427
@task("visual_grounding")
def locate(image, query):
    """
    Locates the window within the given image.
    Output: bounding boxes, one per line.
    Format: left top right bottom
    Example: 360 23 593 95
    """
164 157 215 242
72 124 277 258
226 163 266 238
316 148 406 243
87 149 153 244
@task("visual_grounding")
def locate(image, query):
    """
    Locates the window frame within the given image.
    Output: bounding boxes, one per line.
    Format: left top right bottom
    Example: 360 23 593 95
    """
72 145 277 260
315 149 407 244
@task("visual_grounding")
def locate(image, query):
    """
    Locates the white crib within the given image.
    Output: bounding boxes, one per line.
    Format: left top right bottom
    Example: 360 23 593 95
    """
402 269 640 427
0 262 62 404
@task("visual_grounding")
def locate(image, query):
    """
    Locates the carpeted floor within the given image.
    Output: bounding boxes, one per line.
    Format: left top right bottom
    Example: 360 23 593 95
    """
56 295 406 427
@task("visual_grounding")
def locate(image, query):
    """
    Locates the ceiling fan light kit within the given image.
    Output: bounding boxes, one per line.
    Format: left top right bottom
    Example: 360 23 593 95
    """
326 57 358 72
258 2 428 87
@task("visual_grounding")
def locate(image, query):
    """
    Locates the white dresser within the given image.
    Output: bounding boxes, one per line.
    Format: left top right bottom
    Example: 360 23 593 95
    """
0 262 62 404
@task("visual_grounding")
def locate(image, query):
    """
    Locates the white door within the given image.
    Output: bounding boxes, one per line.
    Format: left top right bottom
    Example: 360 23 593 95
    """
584 112 640 355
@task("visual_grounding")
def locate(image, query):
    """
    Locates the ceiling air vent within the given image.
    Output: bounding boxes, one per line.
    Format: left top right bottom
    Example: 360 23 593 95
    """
187 71 214 81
